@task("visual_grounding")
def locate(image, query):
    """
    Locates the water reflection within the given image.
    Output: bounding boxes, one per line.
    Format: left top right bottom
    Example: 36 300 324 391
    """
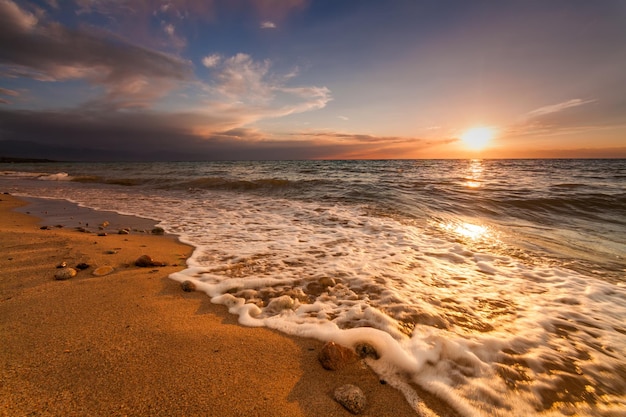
464 159 483 188
442 221 490 240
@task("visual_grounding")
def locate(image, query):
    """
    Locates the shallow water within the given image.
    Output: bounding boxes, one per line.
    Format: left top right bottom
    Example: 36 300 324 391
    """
2 159 625 416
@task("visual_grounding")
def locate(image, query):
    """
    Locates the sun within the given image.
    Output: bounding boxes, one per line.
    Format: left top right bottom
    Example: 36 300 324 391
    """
460 127 496 151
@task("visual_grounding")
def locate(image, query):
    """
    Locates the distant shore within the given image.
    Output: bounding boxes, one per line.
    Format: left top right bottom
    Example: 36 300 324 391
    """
0 193 427 417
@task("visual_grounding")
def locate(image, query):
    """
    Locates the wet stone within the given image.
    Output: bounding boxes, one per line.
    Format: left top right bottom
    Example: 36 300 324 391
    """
181 280 196 292
355 343 379 360
54 268 77 281
135 254 166 267
93 266 115 276
76 263 90 270
318 341 357 371
334 384 367 414
151 227 165 235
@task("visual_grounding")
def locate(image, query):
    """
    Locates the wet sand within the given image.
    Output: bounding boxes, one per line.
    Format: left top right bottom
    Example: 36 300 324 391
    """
0 194 450 417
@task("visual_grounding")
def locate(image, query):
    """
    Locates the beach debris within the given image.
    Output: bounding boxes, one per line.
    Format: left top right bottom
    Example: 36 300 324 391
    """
92 266 114 276
118 228 130 235
56 261 67 268
54 267 77 280
99 221 109 229
105 250 118 255
334 384 367 414
181 280 196 292
134 254 166 267
355 343 379 360
318 341 358 371
151 227 165 235
75 226 89 233
40 225 51 230
76 263 90 270
97 232 107 237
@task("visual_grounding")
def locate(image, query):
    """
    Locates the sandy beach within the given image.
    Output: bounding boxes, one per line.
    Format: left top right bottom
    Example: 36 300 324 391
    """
0 194 435 417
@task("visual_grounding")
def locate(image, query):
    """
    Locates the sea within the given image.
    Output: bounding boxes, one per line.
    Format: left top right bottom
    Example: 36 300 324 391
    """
1 159 625 417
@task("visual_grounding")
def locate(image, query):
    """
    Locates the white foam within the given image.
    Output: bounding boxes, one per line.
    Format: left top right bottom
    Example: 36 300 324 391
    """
37 172 71 181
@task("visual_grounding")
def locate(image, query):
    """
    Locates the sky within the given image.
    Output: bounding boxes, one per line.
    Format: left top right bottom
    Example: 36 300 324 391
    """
1 0 625 161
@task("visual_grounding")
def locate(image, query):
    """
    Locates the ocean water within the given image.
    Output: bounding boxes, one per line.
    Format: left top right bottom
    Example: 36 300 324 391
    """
1 159 625 416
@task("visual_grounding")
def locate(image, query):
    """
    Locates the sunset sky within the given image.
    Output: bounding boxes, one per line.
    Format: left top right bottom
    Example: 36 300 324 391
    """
1 0 625 161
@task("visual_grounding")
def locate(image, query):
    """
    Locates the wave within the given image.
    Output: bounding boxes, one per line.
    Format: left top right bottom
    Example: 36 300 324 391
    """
71 175 150 186
37 172 72 181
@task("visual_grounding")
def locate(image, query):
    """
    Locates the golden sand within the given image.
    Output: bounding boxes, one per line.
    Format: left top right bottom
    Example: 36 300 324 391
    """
0 194 430 417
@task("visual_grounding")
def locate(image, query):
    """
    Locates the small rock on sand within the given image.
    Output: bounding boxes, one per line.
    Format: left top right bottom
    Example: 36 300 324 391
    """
181 280 196 292
134 254 166 267
92 266 114 276
54 268 77 280
318 341 357 371
334 384 367 414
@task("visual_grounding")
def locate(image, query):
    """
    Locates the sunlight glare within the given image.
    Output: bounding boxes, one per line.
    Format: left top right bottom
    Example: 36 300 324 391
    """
460 127 496 151
442 221 489 240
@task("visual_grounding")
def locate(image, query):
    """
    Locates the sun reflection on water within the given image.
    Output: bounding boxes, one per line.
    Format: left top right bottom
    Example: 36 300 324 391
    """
443 221 490 240
464 159 484 188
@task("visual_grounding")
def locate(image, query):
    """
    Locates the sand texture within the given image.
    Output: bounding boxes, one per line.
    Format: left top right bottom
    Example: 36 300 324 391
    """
0 194 436 417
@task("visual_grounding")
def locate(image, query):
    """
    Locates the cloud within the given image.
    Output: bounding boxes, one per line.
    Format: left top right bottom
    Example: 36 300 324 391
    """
338 115 349 121
199 53 332 128
504 97 611 139
202 53 222 68
0 87 19 97
0 0 193 108
260 21 276 29
0 87 19 104
526 98 596 118
0 107 347 161
0 1 330 157
0 0 38 32
163 22 175 36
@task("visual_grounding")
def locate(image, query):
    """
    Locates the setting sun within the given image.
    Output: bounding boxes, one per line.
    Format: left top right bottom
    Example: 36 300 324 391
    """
460 127 496 151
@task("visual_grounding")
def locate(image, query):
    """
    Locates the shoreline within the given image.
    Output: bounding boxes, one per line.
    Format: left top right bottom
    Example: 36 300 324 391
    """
0 193 432 417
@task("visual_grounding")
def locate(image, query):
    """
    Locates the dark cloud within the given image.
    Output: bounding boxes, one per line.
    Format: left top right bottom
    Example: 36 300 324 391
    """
0 0 193 108
0 107 365 161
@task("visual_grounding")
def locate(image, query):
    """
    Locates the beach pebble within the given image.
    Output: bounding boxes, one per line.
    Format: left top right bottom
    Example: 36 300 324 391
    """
97 232 107 237
181 280 196 292
100 221 109 229
76 263 90 270
92 266 114 276
105 250 118 255
134 254 166 267
355 343 379 360
318 341 357 371
334 384 367 414
54 268 77 280
56 261 67 268
118 228 130 235
151 227 165 235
